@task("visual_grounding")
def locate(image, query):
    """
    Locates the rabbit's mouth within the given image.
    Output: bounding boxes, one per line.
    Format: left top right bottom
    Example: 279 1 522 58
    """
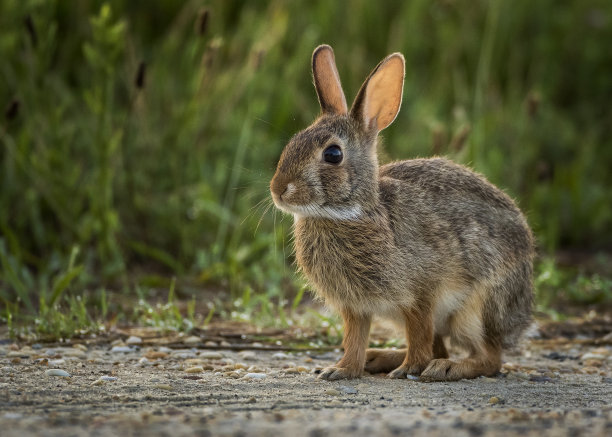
273 199 362 222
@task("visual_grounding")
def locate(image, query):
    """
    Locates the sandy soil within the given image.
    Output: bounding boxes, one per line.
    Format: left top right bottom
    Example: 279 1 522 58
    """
1 322 611 436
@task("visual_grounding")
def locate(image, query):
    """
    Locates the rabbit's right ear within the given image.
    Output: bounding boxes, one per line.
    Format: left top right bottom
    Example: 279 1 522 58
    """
312 45 348 115
351 53 405 132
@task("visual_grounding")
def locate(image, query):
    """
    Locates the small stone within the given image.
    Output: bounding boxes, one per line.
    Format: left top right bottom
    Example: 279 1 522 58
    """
100 376 117 381
72 344 87 351
110 346 133 353
247 365 263 373
243 372 267 380
325 389 341 396
3 413 23 419
45 369 71 377
406 374 419 381
581 353 606 361
304 357 313 363
284 367 300 374
63 348 87 359
591 347 610 356
239 351 256 361
200 352 223 360
183 336 201 345
272 352 289 360
297 366 309 373
220 358 234 365
185 366 204 373
488 396 501 404
48 359 66 367
172 351 197 359
234 363 248 370
126 336 143 345
153 384 174 390
339 385 357 394
246 396 257 404
220 341 231 347
529 375 553 383
581 366 599 375
91 379 105 386
204 341 218 347
145 351 168 360
584 359 603 367
158 346 172 353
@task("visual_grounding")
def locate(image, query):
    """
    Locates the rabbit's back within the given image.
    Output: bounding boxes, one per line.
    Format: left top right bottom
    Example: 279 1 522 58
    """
379 157 534 347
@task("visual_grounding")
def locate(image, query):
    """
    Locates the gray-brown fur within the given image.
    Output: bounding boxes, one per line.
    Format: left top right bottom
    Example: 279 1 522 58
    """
270 45 534 381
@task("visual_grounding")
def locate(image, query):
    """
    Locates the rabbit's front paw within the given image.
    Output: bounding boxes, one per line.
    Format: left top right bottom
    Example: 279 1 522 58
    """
387 362 429 379
318 366 361 381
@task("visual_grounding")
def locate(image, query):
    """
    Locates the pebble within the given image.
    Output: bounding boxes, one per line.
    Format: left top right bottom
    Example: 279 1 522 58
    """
339 385 357 394
284 368 300 374
3 413 23 420
100 376 117 381
243 372 267 380
200 351 223 360
48 359 66 367
185 366 204 373
144 351 168 360
234 363 248 370
246 397 257 404
325 389 341 396
247 365 263 373
126 336 142 345
220 341 231 347
488 396 501 404
45 369 71 377
584 359 603 367
239 351 256 361
581 366 599 375
91 379 105 386
172 351 197 359
204 341 218 347
183 336 201 345
110 346 133 353
158 346 172 353
272 352 289 360
581 352 606 361
406 374 419 381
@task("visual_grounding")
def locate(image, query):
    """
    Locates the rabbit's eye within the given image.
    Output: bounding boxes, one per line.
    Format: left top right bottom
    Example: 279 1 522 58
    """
323 145 343 164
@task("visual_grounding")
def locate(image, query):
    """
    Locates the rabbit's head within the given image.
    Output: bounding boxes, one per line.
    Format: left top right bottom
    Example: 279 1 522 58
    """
270 45 405 220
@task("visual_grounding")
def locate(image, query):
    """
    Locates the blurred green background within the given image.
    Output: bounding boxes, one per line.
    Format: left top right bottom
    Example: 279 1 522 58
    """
1 0 611 335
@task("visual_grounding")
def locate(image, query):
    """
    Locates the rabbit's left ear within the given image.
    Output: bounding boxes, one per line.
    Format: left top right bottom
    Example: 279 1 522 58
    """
312 45 348 115
351 53 405 132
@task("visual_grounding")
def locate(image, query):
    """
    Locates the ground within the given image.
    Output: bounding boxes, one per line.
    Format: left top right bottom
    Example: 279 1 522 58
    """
1 318 611 437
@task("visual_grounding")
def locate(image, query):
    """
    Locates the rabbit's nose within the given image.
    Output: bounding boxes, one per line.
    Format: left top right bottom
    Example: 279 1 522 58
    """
270 175 290 199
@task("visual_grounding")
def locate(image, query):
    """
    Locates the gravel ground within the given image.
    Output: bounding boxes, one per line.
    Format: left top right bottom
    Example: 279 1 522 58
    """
1 330 611 436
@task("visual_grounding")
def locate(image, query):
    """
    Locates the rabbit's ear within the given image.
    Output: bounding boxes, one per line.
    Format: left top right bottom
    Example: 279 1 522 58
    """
312 45 348 115
351 53 405 132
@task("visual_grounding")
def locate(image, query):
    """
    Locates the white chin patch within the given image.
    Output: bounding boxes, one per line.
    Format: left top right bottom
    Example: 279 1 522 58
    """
276 203 363 221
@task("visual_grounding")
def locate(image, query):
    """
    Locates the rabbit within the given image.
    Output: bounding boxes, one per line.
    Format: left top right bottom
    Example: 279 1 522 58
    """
269 45 534 381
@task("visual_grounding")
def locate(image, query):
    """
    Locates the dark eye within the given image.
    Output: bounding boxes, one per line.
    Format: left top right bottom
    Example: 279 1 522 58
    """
323 145 343 164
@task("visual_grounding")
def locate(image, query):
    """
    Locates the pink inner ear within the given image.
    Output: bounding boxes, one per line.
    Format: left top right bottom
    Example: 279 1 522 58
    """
314 48 348 115
362 56 404 131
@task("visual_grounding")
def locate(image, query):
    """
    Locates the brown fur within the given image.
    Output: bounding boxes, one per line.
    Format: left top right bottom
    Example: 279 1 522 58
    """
270 45 534 381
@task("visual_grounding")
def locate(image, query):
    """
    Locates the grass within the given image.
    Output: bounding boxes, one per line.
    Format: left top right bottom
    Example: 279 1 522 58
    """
1 0 612 338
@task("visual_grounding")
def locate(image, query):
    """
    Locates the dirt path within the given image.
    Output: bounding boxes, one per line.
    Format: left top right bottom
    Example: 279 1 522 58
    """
1 326 611 436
